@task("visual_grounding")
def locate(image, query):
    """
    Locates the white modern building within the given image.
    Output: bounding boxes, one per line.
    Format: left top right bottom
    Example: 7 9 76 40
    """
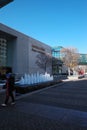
0 23 52 75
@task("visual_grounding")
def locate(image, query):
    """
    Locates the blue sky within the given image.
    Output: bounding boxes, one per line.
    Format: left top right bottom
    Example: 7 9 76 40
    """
0 0 87 53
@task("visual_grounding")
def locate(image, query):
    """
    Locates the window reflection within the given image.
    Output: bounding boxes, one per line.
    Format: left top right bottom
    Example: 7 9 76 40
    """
0 38 7 66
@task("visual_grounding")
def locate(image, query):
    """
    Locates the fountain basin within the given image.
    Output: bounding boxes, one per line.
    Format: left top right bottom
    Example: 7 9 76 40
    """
15 80 62 94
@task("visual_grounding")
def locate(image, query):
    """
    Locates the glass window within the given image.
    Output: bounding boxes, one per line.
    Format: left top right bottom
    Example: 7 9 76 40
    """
0 38 7 66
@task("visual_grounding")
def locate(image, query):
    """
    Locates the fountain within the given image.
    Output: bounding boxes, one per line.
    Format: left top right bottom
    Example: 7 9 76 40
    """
18 72 53 86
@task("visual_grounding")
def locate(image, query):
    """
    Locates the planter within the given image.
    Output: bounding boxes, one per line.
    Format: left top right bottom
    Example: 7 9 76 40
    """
15 80 62 94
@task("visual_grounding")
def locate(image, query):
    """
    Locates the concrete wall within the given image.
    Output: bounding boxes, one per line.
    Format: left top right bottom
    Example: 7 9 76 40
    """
0 23 52 75
28 37 52 74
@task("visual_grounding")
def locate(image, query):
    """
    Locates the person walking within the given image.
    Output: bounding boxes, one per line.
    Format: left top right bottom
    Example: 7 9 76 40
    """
1 72 15 106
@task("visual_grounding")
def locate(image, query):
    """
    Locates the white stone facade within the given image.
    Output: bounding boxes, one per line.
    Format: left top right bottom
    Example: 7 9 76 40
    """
0 23 52 75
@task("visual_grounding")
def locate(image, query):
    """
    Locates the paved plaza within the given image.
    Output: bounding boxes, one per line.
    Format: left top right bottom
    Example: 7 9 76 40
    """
0 78 87 130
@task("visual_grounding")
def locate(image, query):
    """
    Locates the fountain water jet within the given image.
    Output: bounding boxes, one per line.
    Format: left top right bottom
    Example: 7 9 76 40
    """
19 72 53 86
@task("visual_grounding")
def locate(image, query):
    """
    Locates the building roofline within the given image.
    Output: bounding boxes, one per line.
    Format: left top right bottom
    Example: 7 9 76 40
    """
0 23 51 48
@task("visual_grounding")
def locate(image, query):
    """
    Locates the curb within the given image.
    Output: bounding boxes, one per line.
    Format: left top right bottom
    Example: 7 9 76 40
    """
16 81 64 100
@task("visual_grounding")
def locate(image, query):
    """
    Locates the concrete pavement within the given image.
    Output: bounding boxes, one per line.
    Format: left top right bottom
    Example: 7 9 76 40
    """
0 78 87 129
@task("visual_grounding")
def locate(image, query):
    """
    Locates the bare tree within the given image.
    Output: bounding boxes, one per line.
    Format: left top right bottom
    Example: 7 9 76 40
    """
60 47 80 75
36 53 52 73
